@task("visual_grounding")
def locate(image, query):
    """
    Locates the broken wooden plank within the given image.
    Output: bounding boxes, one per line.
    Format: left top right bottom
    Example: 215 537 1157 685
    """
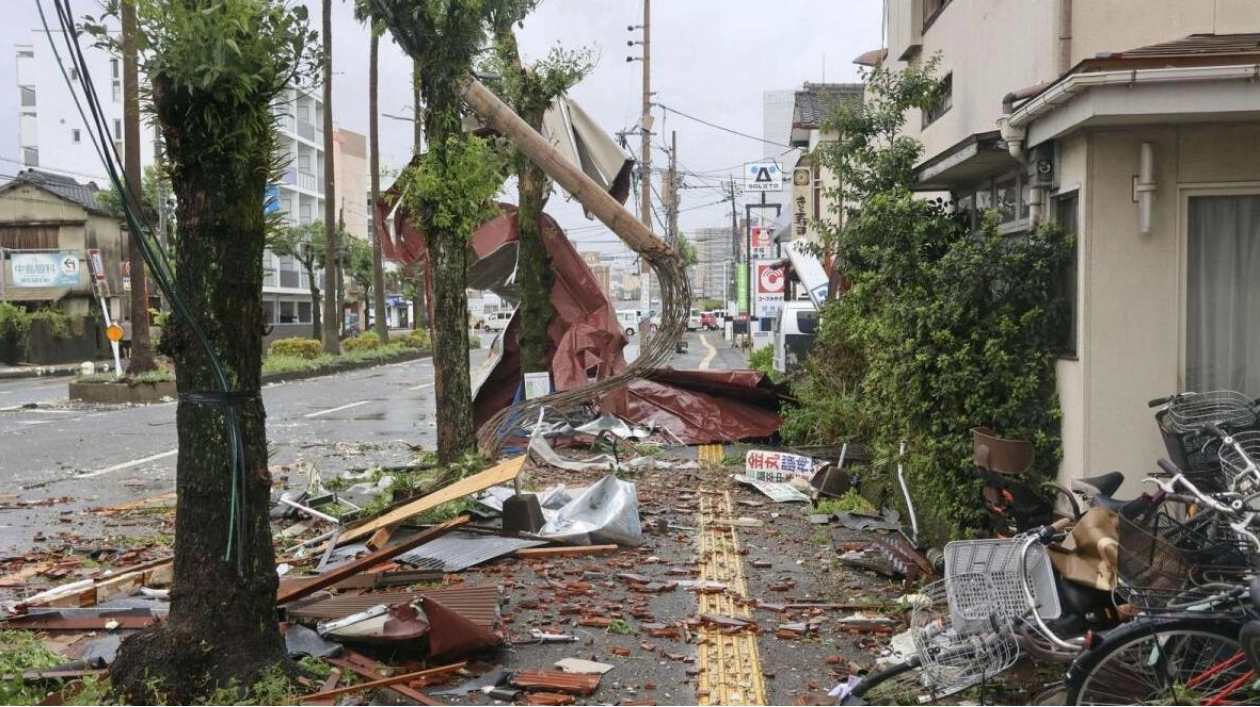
277 516 469 606
366 527 395 552
16 557 174 612
335 456 524 545
296 661 464 703
514 545 618 559
324 657 444 706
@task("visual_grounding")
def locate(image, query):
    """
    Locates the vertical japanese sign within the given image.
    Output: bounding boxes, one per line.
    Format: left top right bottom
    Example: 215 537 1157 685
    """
754 260 785 318
736 264 749 316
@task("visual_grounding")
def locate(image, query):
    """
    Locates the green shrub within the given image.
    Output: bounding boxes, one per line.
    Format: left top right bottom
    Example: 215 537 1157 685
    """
400 329 430 349
468 334 483 349
28 309 73 339
749 345 774 376
0 302 31 343
262 352 326 375
342 333 381 352
269 337 322 360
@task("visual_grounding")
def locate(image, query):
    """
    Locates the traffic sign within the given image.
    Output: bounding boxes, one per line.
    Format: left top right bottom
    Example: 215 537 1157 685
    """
745 161 783 192
106 323 124 342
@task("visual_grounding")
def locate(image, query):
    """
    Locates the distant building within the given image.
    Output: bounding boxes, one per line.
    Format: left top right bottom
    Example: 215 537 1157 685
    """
0 169 126 319
762 90 799 220
788 83 863 246
692 226 739 302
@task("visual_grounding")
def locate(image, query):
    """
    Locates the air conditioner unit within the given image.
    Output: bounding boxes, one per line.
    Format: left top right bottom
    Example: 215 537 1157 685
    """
1028 143 1055 187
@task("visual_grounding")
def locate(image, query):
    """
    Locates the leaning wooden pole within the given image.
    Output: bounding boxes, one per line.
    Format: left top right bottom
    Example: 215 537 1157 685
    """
461 79 690 455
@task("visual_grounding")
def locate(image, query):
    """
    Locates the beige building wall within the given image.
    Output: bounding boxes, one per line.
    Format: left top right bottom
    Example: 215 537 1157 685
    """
1057 124 1260 493
1070 1 1256 64
333 129 369 242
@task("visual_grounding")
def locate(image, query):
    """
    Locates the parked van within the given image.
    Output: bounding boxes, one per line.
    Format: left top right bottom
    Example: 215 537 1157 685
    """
773 300 819 374
616 309 642 337
687 308 702 331
484 310 515 333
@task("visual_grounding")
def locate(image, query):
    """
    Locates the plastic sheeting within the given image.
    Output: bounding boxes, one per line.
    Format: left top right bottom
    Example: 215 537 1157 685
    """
538 474 642 547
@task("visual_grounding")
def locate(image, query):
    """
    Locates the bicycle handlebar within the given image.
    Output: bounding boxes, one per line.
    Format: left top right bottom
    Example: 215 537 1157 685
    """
1143 469 1260 551
1148 395 1175 408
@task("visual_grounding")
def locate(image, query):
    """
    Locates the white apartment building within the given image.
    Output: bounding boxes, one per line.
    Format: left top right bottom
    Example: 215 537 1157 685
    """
875 0 1260 491
692 226 737 302
15 33 337 343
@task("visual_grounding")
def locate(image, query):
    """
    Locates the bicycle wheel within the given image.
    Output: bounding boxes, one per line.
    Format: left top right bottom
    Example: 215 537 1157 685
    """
1064 617 1254 705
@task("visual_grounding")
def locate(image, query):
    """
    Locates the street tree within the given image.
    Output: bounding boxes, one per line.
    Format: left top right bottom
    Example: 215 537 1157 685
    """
353 1 390 344
321 0 340 353
89 0 320 701
369 0 508 464
485 4 593 372
268 221 330 341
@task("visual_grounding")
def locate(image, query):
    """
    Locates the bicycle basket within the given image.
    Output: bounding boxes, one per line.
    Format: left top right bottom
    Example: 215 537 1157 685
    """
944 537 1062 621
1162 391 1258 433
1157 413 1227 486
1114 512 1253 616
908 576 1020 694
1218 429 1260 488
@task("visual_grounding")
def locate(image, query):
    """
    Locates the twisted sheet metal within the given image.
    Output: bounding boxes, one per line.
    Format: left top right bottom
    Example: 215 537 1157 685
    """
475 244 691 457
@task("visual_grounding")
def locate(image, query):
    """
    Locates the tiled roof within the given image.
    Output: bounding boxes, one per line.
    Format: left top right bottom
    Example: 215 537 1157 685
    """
793 83 864 130
1083 33 1260 70
3 169 109 214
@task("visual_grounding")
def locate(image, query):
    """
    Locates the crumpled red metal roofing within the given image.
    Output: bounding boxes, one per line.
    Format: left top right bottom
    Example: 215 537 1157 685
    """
285 585 500 627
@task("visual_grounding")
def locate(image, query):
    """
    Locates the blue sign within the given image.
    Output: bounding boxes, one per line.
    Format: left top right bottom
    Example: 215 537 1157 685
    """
264 185 281 215
10 252 81 288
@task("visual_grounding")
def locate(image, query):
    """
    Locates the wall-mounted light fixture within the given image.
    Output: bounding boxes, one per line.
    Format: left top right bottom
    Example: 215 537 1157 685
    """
1136 142 1156 235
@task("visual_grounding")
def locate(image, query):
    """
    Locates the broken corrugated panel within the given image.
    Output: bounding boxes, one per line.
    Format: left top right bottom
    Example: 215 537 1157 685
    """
396 531 546 572
423 596 502 658
286 585 500 627
510 670 601 696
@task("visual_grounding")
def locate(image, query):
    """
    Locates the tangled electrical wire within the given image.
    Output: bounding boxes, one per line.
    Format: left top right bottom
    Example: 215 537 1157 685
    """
37 0 250 572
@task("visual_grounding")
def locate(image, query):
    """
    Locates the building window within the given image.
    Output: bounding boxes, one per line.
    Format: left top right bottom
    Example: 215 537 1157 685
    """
70 68 79 82
298 301 313 323
923 0 953 30
922 73 952 128
299 203 312 224
279 300 297 324
262 300 276 324
20 86 36 107
22 146 38 167
112 81 121 102
1186 195 1260 395
278 254 301 289
298 153 311 174
1054 192 1079 357
111 58 120 79
72 129 81 143
114 119 122 137
17 49 33 58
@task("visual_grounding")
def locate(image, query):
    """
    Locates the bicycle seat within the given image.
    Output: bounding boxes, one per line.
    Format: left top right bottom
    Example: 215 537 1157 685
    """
1088 492 1129 514
1071 471 1125 498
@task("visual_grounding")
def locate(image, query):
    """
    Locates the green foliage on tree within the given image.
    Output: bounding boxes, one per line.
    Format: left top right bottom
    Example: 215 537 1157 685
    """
482 6 594 372
268 221 332 340
782 63 1073 541
675 232 698 266
95 164 169 225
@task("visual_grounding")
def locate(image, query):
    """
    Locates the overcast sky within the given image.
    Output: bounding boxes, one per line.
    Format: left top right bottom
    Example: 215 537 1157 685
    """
2 0 881 262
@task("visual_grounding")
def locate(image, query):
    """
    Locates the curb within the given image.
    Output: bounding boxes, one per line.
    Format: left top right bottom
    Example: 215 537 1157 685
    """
0 361 112 381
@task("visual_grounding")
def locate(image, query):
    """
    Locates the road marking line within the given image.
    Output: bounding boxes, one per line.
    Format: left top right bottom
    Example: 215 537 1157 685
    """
27 409 79 414
304 400 371 418
408 383 434 391
698 444 724 463
80 449 178 478
698 333 717 370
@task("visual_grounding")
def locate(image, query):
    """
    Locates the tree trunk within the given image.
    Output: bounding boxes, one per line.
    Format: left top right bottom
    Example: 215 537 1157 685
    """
308 279 322 341
320 0 339 355
110 85 281 706
122 0 155 374
429 231 474 464
369 31 388 344
517 152 552 373
411 60 429 331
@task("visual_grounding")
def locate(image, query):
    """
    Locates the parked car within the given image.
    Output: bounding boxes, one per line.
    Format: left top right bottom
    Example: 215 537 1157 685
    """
699 311 718 330
686 308 702 331
616 308 642 337
773 300 819 374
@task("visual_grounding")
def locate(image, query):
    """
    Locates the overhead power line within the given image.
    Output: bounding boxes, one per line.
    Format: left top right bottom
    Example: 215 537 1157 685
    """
655 103 795 150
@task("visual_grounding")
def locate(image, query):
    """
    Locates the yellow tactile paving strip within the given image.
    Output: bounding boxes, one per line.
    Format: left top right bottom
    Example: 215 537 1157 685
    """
698 443 724 464
696 490 767 706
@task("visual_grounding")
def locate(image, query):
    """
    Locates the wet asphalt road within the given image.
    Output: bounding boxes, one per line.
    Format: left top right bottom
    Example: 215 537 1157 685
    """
0 331 745 554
